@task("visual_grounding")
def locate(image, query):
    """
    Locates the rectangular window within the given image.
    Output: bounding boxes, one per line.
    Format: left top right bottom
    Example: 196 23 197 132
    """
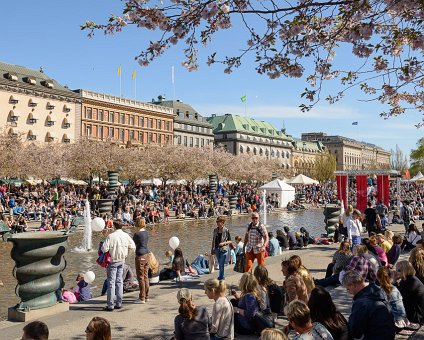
177 135 181 145
158 134 162 144
184 136 187 146
201 138 204 147
149 118 153 128
190 137 193 147
109 111 114 123
108 127 114 138
148 133 153 142
158 120 162 130
196 126 199 132
139 116 144 127
130 130 135 140
98 109 103 121
120 113 125 124
130 115 135 126
139 131 143 142
97 126 103 139
119 128 124 140
85 107 92 119
166 121 171 131
196 138 199 147
86 124 92 136
207 139 210 145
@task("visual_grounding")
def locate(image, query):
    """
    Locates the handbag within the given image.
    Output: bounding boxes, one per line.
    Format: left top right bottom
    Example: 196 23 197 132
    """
252 307 275 333
234 252 246 273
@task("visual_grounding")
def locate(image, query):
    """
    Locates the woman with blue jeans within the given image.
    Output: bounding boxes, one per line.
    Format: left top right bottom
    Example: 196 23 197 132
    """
347 209 362 250
211 216 232 281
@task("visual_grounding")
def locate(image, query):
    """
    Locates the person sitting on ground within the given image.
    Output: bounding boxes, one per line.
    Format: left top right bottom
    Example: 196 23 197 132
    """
344 244 377 282
387 234 403 266
276 229 289 250
315 241 352 287
417 239 424 250
267 232 280 256
402 223 422 251
283 300 334 340
282 260 308 307
377 267 420 332
231 272 261 335
289 255 315 295
409 247 424 284
342 270 396 339
174 288 211 340
384 229 394 245
254 265 283 314
22 321 49 340
369 234 388 266
284 226 298 249
85 317 112 340
376 233 392 253
299 227 311 247
172 247 186 282
308 286 348 340
360 238 382 272
260 328 288 340
395 260 424 325
204 278 234 340
73 272 92 302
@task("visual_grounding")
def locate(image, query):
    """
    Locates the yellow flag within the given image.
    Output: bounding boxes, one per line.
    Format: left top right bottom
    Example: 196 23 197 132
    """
117 66 121 76
132 70 136 80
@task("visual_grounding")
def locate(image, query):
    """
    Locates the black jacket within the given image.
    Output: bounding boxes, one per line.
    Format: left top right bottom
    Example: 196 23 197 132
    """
349 283 395 340
398 276 424 325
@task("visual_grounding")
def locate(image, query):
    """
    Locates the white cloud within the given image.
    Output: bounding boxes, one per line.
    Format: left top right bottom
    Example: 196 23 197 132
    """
197 104 362 120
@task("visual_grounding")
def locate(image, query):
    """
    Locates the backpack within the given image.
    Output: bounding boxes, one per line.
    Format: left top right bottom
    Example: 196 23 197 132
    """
267 283 284 313
96 241 111 268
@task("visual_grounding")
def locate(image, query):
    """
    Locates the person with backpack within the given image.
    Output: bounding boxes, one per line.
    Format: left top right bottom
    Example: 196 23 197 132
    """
243 212 269 273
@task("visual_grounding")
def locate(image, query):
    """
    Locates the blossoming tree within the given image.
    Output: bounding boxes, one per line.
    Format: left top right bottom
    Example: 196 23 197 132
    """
83 0 423 125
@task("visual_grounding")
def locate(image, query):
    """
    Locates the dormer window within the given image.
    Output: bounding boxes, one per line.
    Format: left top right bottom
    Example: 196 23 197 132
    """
27 113 37 124
41 80 54 89
46 102 55 110
28 99 37 107
63 105 71 113
23 76 36 85
8 110 19 122
4 72 18 81
194 113 198 120
185 111 189 118
62 118 70 129
46 115 55 127
9 95 19 104
27 131 37 141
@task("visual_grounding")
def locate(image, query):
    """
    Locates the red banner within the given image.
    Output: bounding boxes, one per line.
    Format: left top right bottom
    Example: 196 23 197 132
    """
336 175 347 208
356 175 368 212
377 175 390 207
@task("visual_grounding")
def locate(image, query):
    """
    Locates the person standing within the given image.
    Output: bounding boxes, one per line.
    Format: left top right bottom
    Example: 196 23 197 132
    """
133 217 150 304
346 210 362 250
244 212 269 273
211 216 232 280
342 270 396 339
364 202 377 236
102 220 136 311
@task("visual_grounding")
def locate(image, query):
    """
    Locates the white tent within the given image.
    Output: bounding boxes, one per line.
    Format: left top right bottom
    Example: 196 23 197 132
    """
410 171 424 182
259 179 295 208
286 174 319 185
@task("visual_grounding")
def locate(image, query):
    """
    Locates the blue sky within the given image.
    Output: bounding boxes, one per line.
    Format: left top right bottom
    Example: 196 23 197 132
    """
1 0 421 156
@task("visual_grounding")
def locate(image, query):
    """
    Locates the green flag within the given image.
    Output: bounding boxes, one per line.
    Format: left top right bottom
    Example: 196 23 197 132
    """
241 95 246 102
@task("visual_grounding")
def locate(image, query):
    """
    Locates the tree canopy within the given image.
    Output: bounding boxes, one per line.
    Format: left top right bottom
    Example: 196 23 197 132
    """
83 0 424 125
410 137 424 175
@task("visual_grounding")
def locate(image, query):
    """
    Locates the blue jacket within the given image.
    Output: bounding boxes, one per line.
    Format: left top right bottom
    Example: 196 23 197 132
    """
349 283 395 340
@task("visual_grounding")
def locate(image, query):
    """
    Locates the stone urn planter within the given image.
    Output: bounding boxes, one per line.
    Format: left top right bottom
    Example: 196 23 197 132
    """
323 204 340 240
8 231 68 311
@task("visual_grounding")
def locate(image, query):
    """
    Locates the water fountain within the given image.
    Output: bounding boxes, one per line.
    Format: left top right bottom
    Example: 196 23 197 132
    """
81 199 92 251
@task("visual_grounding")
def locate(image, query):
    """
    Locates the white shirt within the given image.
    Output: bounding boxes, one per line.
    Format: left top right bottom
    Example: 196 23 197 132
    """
346 217 361 240
102 229 135 262
211 297 234 340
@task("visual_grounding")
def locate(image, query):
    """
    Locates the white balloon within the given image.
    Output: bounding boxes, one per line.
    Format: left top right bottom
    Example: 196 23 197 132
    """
84 271 95 284
169 236 180 250
91 217 105 232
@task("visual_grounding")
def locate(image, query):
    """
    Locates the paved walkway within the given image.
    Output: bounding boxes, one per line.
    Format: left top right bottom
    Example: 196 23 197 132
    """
0 223 423 339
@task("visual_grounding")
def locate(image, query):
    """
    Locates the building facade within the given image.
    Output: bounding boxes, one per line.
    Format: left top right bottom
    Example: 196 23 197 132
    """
0 61 80 143
301 132 391 170
291 139 327 174
75 90 174 146
153 96 214 148
207 114 293 169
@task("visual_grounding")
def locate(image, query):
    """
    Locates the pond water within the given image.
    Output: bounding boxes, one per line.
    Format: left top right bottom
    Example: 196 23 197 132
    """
0 209 325 320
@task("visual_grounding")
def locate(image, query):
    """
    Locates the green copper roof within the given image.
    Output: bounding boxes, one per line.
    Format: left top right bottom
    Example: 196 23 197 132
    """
293 138 326 152
207 114 292 141
0 61 72 93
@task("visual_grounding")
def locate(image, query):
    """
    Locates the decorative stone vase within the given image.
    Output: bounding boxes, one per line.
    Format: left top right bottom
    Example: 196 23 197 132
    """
323 205 340 239
8 232 68 311
107 170 119 196
209 175 218 194
97 199 113 214
228 195 238 210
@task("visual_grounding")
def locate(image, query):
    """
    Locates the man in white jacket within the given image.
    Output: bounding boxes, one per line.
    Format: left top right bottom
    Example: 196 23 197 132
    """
102 220 136 311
